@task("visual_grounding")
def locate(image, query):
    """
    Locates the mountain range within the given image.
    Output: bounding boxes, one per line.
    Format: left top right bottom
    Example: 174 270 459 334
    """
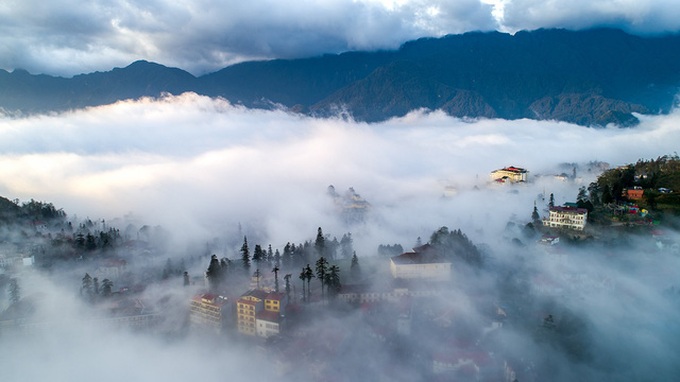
2 28 680 127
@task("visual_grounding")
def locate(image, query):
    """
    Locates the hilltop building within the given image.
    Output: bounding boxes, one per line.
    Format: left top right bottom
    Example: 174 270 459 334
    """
490 166 528 183
189 293 231 334
543 206 588 231
390 244 452 281
237 289 288 337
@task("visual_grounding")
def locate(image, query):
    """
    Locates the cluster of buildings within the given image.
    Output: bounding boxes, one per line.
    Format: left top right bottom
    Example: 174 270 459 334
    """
189 288 288 338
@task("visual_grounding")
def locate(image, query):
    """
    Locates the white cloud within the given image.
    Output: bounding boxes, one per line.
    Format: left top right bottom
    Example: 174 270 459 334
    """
0 93 679 251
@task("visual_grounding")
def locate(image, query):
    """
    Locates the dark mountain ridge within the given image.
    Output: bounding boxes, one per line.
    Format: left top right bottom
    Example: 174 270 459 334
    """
2 28 680 126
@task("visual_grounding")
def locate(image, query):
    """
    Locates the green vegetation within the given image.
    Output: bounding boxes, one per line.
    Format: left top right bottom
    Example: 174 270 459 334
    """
589 155 680 213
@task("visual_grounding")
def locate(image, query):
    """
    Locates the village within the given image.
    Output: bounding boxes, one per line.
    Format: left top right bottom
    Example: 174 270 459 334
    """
1 158 679 381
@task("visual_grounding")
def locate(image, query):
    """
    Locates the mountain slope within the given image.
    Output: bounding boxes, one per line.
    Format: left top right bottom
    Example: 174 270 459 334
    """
1 28 679 126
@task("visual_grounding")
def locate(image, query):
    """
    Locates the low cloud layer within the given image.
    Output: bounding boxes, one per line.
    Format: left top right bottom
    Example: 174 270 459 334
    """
2 0 680 76
0 92 679 251
2 95 680 381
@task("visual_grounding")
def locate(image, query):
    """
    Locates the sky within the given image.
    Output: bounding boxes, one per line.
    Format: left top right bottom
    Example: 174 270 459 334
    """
2 0 680 76
2 2 680 380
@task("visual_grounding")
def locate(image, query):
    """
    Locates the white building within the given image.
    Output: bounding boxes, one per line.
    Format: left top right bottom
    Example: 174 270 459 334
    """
390 245 452 281
543 206 588 231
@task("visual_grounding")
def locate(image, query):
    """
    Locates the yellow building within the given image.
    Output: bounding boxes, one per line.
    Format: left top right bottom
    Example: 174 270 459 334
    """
237 290 288 337
490 166 528 183
189 293 230 333
236 289 266 335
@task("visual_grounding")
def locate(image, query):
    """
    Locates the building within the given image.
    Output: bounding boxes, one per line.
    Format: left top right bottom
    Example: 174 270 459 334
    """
624 187 645 200
543 206 588 231
490 166 528 183
390 245 452 281
237 290 287 337
190 293 231 333
236 289 266 335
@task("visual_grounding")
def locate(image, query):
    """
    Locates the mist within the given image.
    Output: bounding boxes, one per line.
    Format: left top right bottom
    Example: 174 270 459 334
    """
1 93 680 381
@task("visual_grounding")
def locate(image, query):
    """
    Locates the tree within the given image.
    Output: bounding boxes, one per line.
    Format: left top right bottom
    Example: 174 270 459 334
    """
93 277 100 296
284 274 292 302
253 244 264 266
206 254 222 292
576 186 588 203
82 273 93 299
351 251 360 278
325 265 341 298
8 278 20 304
340 233 353 259
299 268 307 302
183 271 190 287
274 248 281 268
253 269 261 289
101 279 113 297
304 264 314 301
315 227 326 259
240 236 250 272
315 257 329 299
267 244 274 265
272 265 280 293
532 203 540 222
549 193 555 208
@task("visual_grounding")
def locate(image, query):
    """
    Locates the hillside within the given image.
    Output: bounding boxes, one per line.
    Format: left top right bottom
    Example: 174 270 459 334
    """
2 28 680 126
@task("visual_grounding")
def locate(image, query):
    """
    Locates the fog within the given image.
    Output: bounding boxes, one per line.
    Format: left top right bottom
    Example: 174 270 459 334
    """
1 94 680 381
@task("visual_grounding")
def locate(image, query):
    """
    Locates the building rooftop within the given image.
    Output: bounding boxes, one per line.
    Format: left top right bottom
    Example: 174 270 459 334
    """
549 206 588 214
391 251 450 265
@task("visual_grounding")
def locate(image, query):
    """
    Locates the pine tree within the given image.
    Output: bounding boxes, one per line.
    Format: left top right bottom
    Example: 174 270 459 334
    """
253 244 264 265
82 273 93 299
299 268 307 302
206 254 222 291
315 257 328 299
284 274 292 302
340 233 353 259
8 278 20 304
183 271 190 286
549 193 555 208
532 203 540 222
304 264 314 301
326 265 341 298
241 236 250 272
351 251 360 278
102 279 113 297
272 266 280 293
315 227 325 259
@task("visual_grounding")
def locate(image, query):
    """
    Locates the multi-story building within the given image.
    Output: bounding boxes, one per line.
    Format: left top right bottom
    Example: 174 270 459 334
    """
490 166 528 183
237 289 288 337
543 206 588 231
236 289 266 335
390 245 452 281
190 293 230 333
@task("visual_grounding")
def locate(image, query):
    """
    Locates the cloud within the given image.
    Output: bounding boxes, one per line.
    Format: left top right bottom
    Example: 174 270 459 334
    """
2 96 680 381
0 0 496 76
0 92 679 251
500 0 680 35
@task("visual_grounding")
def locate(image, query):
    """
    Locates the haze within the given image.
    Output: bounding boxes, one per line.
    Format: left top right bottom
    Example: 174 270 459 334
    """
1 95 680 381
